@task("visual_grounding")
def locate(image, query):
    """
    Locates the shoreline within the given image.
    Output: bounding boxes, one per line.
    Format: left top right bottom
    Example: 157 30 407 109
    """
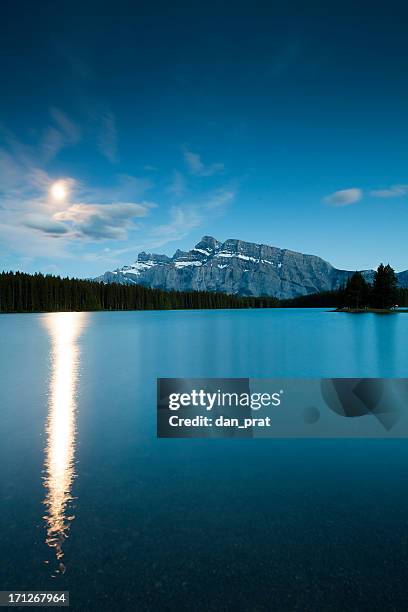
2 306 408 315
331 308 408 314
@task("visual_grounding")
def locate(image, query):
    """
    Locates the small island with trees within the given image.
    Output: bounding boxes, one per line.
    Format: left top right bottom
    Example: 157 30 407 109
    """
282 263 408 312
336 264 402 313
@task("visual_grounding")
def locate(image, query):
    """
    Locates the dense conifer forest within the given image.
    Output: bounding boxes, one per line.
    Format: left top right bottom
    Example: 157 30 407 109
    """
0 271 279 313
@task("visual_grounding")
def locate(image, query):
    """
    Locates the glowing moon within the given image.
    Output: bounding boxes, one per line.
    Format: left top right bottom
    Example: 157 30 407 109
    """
50 181 68 202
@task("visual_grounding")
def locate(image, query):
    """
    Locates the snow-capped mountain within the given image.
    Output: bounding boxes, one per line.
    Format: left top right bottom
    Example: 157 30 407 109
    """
95 235 406 299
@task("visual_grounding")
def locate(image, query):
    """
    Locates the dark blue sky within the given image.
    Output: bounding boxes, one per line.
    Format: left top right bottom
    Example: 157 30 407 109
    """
1 1 408 276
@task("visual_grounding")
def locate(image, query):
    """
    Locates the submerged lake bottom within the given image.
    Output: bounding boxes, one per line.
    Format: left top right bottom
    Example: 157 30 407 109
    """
1 308 408 611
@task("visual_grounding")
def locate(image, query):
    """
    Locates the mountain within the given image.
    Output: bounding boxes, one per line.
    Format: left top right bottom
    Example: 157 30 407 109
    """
95 235 407 299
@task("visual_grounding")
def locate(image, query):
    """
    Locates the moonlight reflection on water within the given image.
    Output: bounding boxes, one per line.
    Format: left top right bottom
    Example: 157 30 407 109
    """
42 312 88 571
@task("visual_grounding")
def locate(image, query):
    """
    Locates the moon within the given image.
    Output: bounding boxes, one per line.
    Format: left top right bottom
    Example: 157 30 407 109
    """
50 181 68 202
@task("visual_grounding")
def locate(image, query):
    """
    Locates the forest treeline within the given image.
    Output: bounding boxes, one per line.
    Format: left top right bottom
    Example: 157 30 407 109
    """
1 264 406 313
0 271 279 313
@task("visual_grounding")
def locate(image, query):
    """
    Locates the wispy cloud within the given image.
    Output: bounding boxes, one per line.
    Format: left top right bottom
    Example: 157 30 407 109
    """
18 185 154 241
1 108 81 175
85 174 153 203
370 184 408 198
323 183 408 206
93 183 237 265
206 187 235 209
24 214 70 235
42 108 81 162
50 107 81 145
55 47 119 165
53 202 152 240
97 111 119 163
148 185 235 248
323 188 363 206
0 120 155 251
0 148 22 192
183 148 224 177
150 206 202 244
167 171 187 197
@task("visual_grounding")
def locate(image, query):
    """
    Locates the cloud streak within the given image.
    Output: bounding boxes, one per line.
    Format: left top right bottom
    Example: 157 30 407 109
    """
97 111 119 163
370 184 408 198
323 183 408 206
150 206 202 244
184 148 224 177
148 185 235 248
54 202 152 240
323 188 363 206
167 171 187 197
42 108 81 162
24 214 70 235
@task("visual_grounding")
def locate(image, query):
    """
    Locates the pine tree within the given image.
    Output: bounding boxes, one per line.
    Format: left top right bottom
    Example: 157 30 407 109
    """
344 272 370 309
371 263 398 309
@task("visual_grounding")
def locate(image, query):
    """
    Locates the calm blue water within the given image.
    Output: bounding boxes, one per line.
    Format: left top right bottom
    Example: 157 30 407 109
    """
1 308 408 611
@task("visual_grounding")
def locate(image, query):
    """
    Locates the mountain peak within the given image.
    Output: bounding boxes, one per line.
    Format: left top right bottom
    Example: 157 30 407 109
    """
137 252 171 264
194 236 221 252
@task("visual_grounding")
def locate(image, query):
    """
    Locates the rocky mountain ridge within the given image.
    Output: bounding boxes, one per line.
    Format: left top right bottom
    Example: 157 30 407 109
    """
96 235 406 299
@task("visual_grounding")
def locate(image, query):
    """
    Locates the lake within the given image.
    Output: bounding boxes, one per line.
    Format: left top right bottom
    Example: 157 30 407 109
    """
1 308 408 611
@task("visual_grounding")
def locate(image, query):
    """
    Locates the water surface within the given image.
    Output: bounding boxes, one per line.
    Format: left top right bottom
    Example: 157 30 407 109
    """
1 309 408 611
